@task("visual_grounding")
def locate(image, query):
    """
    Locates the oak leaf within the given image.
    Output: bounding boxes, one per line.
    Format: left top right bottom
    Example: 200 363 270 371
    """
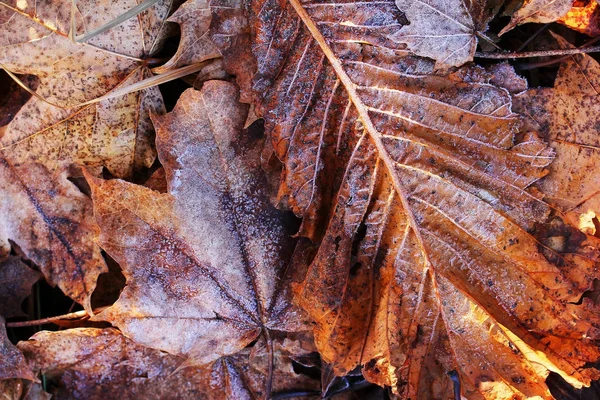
87 82 304 370
249 0 600 397
0 0 171 311
0 256 41 318
18 328 319 399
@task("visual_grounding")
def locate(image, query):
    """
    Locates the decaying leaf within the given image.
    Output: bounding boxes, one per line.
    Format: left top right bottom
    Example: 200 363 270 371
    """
500 0 574 35
0 0 172 311
250 0 600 397
17 328 319 400
393 0 498 68
0 256 41 318
87 82 304 371
0 317 36 384
516 33 600 236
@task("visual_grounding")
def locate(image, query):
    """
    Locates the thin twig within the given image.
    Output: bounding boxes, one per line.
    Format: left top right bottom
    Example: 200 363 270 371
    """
475 45 600 59
6 306 108 328
517 36 600 70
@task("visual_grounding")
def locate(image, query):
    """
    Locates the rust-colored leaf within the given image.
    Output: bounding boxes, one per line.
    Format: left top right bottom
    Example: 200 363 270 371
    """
249 0 600 397
558 0 600 36
18 328 319 400
0 256 41 318
87 82 305 373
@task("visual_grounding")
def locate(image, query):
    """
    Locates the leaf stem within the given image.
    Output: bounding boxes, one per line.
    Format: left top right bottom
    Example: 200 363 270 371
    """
475 45 600 59
6 306 108 328
264 328 274 400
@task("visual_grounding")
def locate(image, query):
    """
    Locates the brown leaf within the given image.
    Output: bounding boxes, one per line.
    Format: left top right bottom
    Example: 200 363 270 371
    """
0 317 36 383
0 256 41 318
515 33 600 236
249 0 600 397
0 0 171 311
500 0 574 35
18 327 319 399
87 82 304 369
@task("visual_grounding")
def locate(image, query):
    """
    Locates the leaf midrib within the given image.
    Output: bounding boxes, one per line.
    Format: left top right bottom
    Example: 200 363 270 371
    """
288 0 433 268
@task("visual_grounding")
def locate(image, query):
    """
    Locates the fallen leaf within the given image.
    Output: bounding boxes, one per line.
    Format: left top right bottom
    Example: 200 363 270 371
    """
500 0 574 35
0 162 105 312
0 256 41 318
249 0 600 397
87 82 304 373
18 327 319 399
0 0 171 311
0 0 168 176
393 0 497 68
0 317 36 383
515 33 600 235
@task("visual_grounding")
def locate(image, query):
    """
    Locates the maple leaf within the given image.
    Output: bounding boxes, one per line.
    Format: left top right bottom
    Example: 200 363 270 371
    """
17 328 319 399
249 0 600 397
515 33 600 236
392 0 497 68
0 0 171 311
86 82 305 376
500 0 574 34
0 256 41 318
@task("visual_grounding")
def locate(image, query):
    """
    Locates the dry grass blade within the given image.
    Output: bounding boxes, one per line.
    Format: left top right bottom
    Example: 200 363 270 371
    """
0 62 210 110
79 62 211 106
70 0 162 43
